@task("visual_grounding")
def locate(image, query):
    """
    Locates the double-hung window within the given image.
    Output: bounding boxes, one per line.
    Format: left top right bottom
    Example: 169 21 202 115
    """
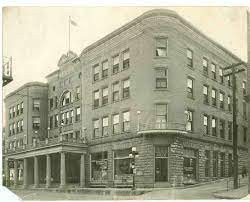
122 79 130 99
93 90 100 108
122 50 130 69
32 117 40 130
203 57 208 75
112 82 119 102
93 64 99 81
75 107 81 122
102 117 109 136
20 120 23 132
112 114 119 134
93 119 100 138
219 119 225 138
203 85 209 104
186 110 193 132
33 99 40 111
122 111 130 132
102 87 108 105
113 55 119 74
212 89 217 106
156 68 168 89
156 38 167 57
54 114 59 128
76 86 80 100
219 68 223 84
17 104 20 115
9 108 12 119
21 102 24 114
219 92 224 109
102 60 108 78
156 104 167 129
203 114 209 135
211 63 216 80
187 78 194 98
212 117 217 136
187 49 193 68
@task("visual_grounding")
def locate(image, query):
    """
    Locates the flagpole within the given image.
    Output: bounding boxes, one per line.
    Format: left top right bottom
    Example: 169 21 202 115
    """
68 16 71 55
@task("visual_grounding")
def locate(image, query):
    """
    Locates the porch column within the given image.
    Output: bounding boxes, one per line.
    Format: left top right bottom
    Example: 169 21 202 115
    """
80 154 85 187
60 152 66 188
23 158 28 188
46 154 51 188
34 156 39 188
4 158 10 187
14 160 18 187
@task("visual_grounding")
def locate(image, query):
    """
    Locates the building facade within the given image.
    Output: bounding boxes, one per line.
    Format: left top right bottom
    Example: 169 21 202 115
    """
3 9 248 189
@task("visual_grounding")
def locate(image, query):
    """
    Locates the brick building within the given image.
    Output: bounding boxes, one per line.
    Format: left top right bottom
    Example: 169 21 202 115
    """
3 9 248 189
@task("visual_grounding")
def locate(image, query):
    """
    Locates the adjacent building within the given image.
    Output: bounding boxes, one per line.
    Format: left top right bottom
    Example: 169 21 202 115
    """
3 9 248 189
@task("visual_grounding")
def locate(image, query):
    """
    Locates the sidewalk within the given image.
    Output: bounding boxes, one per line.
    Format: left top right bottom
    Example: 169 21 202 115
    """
214 185 248 199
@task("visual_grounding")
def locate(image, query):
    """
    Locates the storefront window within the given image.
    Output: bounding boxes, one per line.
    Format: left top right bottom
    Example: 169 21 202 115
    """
91 152 108 182
114 149 132 182
183 148 197 184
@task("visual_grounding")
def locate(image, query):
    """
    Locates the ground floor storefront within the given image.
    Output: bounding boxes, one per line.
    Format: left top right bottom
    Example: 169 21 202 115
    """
4 133 248 189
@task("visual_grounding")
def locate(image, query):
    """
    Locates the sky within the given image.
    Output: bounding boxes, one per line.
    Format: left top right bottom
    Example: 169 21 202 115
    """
2 6 250 126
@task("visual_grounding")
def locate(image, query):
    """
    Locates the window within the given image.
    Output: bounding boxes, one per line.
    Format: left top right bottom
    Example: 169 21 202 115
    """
93 64 99 81
54 114 59 128
112 55 119 74
114 149 133 181
113 114 119 134
228 96 232 112
55 96 58 108
122 49 130 69
102 87 108 105
243 81 246 95
112 82 119 102
12 123 15 134
33 99 40 111
17 104 20 115
93 90 99 108
21 102 24 114
76 86 80 100
65 111 69 124
205 150 210 177
219 92 224 109
219 119 225 139
122 111 130 132
211 63 216 80
156 68 168 89
102 60 108 78
220 153 225 177
212 116 217 136
228 154 233 177
203 85 209 104
20 120 23 132
9 108 12 119
187 77 194 98
13 106 15 117
49 116 53 129
187 49 193 68
9 124 12 136
91 152 108 181
61 91 71 106
75 107 81 122
227 75 231 87
52 86 56 91
69 110 73 123
102 116 109 136
211 89 217 106
122 78 130 99
219 68 224 84
17 121 20 133
203 57 208 75
93 119 99 138
32 117 40 130
243 101 247 119
61 113 65 125
156 104 167 129
243 127 247 143
155 146 169 182
228 122 232 141
183 148 197 182
156 38 167 57
203 114 209 135
49 98 54 109
186 110 193 132
213 151 218 177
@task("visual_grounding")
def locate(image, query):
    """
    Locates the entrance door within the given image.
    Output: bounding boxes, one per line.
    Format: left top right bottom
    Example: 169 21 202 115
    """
155 158 168 182
155 146 169 182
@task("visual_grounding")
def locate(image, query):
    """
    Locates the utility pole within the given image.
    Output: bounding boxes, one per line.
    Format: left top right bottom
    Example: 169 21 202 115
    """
223 62 246 189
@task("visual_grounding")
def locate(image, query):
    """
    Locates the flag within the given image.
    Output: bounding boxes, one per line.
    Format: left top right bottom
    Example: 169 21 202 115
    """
70 18 77 26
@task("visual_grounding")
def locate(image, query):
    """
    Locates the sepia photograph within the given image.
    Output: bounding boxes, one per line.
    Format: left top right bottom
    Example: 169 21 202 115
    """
2 5 250 200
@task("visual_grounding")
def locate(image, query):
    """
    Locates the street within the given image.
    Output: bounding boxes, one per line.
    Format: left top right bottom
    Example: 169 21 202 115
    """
11 178 248 200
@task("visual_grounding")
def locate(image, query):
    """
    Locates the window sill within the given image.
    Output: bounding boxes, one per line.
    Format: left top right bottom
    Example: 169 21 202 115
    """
154 56 168 59
154 88 168 91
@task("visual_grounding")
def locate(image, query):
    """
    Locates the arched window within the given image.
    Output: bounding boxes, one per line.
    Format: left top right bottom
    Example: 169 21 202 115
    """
61 91 72 106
